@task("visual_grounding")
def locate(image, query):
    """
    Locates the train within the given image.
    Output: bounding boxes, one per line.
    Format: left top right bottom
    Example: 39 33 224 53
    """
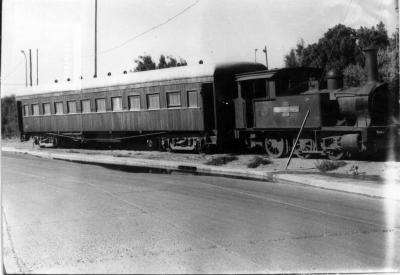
16 48 400 160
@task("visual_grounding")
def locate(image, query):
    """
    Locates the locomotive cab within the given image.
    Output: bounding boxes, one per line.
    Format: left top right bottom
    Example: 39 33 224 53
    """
234 67 325 157
234 67 323 130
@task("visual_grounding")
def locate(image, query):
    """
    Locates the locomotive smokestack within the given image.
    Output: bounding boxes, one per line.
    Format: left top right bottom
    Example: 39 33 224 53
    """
364 47 379 82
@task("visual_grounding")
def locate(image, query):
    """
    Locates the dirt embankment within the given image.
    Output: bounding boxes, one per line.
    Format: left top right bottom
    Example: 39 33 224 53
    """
2 138 399 182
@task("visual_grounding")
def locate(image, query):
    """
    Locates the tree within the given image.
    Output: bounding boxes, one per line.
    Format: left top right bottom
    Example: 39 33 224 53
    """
343 64 367 86
356 21 389 50
133 54 188 72
178 58 188 66
165 55 178 67
379 33 399 112
158 55 187 68
284 49 299 68
133 55 156 72
1 95 19 139
284 22 391 73
158 54 168 69
320 24 360 71
378 34 399 84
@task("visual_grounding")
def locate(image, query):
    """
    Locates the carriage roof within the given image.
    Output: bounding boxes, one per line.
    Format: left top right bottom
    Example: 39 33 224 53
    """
17 62 264 100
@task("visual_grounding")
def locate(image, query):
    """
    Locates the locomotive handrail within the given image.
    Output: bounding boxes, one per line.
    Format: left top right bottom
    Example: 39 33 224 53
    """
334 92 358 97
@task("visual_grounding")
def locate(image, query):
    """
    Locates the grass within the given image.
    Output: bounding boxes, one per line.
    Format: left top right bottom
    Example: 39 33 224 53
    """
205 155 238 166
315 160 347 172
247 156 272 168
112 153 129 158
66 149 102 155
67 149 82 154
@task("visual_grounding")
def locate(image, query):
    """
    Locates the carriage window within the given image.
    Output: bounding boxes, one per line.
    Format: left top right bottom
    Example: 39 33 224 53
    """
32 104 39 116
111 97 122 111
187 90 198 107
67 101 77 113
43 103 51 115
81 99 91 113
55 102 63 114
95 98 106 112
23 105 29 116
167 92 181 108
241 79 271 100
128 95 141 110
268 81 276 99
147 94 160 109
253 79 267 98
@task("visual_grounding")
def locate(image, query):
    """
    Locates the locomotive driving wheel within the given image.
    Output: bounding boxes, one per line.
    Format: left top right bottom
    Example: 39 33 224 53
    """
294 138 313 159
326 149 344 160
264 137 286 158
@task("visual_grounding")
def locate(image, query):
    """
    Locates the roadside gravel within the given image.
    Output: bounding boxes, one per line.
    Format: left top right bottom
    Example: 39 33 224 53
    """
2 138 399 183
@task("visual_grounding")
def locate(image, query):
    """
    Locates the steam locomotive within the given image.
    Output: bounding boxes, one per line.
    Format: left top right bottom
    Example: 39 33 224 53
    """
17 48 399 159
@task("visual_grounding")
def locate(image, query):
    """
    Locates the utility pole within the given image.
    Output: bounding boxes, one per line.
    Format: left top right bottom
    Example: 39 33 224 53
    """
396 0 399 58
254 49 258 63
395 0 399 120
94 0 98 77
20 50 27 87
29 49 32 86
262 45 269 70
36 48 39 85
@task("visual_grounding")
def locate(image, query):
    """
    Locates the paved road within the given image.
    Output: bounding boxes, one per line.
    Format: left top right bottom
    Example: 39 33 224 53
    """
2 152 400 273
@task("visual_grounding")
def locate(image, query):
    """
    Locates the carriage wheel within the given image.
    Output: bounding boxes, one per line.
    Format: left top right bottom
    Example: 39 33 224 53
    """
160 138 170 152
196 139 206 154
146 138 158 150
265 137 286 158
294 139 313 159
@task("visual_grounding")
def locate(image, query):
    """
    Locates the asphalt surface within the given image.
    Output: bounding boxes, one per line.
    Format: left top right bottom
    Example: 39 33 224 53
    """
2 151 400 273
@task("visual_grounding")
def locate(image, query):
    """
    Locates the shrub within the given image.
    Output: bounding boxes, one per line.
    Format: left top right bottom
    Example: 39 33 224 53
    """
247 156 272 168
315 160 346 172
113 153 127 158
205 155 238 166
343 64 367 87
1 95 20 139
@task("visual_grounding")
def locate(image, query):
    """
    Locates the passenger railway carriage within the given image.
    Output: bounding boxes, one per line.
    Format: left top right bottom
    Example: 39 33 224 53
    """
17 62 266 152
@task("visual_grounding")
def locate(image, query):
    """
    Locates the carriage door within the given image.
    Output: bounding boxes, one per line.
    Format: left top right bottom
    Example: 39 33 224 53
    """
234 80 254 128
234 81 246 129
201 83 215 130
235 79 269 129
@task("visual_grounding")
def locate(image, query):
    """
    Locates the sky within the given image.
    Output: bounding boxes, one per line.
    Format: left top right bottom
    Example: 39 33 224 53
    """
1 0 398 96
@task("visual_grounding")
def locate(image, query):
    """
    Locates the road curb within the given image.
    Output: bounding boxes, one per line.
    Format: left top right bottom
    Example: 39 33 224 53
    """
272 174 398 201
1 147 274 181
3 147 398 201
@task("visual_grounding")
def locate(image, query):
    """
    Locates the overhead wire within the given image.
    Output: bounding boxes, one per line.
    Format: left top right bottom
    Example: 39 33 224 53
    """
43 0 201 80
86 0 201 57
